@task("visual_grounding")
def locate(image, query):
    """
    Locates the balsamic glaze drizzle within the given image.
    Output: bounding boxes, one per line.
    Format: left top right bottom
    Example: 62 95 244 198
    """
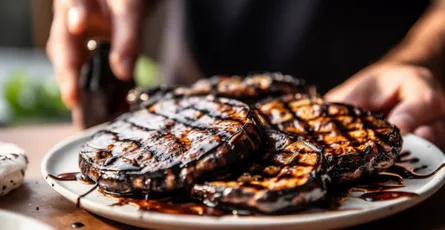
47 151 445 216
47 172 94 184
359 191 418 202
76 184 99 208
71 222 85 228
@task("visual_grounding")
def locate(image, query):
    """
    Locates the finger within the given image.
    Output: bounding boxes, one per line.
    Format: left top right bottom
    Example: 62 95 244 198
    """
325 76 376 109
326 66 435 110
327 66 445 132
62 0 88 35
325 70 399 111
47 0 88 109
388 79 445 132
368 66 438 110
64 0 111 37
107 0 146 80
72 107 84 130
414 119 445 150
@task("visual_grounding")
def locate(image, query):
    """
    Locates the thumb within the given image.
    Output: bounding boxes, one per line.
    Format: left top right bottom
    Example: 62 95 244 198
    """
66 1 88 35
387 90 445 133
108 0 146 80
327 65 445 133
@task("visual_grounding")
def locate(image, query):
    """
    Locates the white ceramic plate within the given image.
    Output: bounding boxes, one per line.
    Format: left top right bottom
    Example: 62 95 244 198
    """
41 125 445 230
0 209 54 230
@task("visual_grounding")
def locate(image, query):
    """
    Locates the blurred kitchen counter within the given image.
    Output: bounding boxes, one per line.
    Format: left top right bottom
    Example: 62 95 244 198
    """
0 123 444 230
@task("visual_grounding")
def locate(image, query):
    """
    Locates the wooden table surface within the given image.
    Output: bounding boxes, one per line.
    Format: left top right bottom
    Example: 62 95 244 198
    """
0 124 444 230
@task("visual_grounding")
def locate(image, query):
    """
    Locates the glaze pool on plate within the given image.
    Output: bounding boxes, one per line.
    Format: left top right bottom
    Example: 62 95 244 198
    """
41 125 445 230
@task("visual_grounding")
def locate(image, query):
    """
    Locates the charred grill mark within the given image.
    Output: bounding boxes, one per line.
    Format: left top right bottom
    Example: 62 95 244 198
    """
104 156 119 166
91 130 119 140
253 98 326 185
212 97 252 110
279 100 326 171
280 150 315 155
260 115 292 138
343 106 397 161
345 106 373 141
97 129 118 136
270 79 305 90
123 118 160 132
279 100 329 152
188 105 245 126
301 101 393 154
150 108 227 138
322 104 359 148
328 119 359 148
313 103 360 150
149 97 253 140
282 101 314 135
92 130 149 153
97 125 159 165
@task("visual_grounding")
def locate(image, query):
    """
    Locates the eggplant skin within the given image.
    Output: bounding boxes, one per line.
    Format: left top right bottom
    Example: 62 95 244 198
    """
79 95 263 196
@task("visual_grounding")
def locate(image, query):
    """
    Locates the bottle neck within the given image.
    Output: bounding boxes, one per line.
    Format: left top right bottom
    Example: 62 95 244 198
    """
78 40 135 129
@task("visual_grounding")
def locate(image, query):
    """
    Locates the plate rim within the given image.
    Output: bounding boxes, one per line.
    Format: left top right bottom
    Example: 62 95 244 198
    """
0 209 55 230
41 130 445 230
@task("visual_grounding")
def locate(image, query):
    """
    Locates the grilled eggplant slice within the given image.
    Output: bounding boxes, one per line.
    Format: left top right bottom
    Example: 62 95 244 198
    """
127 73 314 109
256 94 403 183
192 125 328 213
79 95 263 195
173 73 311 102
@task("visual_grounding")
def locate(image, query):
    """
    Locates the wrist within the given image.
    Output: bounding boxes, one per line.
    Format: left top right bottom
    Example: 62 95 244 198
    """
380 7 445 79
380 43 441 74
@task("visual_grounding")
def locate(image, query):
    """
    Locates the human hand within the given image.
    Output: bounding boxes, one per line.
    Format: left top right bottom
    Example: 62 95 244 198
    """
46 0 147 109
326 63 445 149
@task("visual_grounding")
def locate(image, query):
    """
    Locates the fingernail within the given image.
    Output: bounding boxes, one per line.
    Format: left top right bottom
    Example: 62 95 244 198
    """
68 6 85 33
110 53 134 80
388 114 415 132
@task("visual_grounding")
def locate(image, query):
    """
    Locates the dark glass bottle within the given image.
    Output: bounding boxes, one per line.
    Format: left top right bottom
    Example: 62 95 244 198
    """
78 41 135 129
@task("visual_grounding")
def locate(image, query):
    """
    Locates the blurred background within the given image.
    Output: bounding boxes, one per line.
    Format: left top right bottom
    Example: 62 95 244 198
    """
0 0 165 126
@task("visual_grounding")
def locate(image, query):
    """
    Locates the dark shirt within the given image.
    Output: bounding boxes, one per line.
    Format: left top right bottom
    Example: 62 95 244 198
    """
184 0 429 93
